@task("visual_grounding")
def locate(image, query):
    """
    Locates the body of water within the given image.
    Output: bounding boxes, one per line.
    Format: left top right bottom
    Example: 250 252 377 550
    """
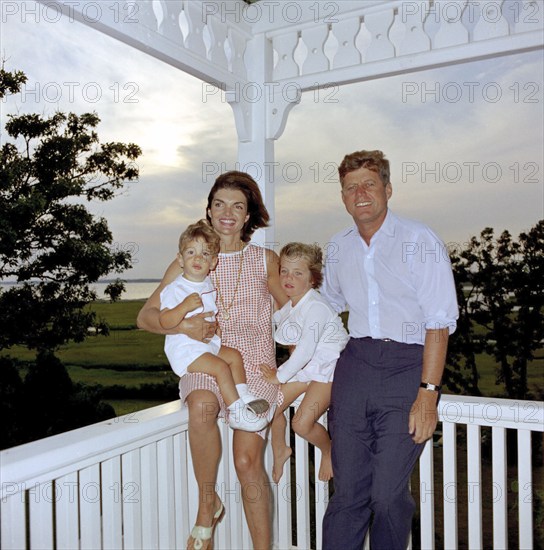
93 281 161 301
0 281 161 301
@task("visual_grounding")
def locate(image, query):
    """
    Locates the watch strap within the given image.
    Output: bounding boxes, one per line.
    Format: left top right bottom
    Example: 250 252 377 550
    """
420 382 441 392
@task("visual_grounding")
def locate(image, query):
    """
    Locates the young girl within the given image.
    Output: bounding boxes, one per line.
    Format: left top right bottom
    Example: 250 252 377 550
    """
260 242 349 482
160 219 269 432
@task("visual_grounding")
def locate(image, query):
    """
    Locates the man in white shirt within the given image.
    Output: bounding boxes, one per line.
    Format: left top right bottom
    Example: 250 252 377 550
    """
321 150 459 550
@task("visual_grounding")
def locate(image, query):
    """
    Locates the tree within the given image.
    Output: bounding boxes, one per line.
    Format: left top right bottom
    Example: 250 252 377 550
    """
448 221 544 399
0 65 141 448
0 65 142 352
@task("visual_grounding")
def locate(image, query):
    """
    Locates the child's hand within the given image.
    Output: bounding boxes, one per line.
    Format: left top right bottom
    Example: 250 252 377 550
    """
260 363 280 385
181 293 203 313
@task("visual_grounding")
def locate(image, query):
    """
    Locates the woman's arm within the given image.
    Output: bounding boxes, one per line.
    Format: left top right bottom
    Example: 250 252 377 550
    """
266 248 289 309
137 260 216 340
137 259 181 334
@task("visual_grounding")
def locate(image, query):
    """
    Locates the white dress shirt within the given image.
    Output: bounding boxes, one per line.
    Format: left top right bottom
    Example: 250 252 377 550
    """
321 209 459 345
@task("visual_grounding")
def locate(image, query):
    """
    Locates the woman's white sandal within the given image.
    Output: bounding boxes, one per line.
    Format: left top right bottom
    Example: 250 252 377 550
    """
189 502 225 550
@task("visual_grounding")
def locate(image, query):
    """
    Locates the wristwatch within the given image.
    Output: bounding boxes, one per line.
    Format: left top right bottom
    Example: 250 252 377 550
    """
420 382 441 392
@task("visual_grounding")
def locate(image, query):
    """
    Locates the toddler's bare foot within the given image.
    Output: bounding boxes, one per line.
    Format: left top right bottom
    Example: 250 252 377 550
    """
272 445 292 484
318 451 333 482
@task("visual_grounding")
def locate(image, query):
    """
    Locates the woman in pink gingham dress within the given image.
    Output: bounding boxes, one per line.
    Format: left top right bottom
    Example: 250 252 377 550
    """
137 171 286 550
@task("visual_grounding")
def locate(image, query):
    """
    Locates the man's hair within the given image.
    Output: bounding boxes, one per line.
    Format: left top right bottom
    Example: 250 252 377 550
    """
338 150 390 186
178 219 220 255
206 171 270 243
280 242 324 289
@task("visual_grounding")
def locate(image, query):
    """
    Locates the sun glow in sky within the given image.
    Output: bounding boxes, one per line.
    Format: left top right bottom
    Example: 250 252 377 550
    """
1 1 543 279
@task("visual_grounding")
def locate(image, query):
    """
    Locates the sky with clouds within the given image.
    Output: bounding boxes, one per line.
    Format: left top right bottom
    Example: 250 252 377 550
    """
1 1 543 279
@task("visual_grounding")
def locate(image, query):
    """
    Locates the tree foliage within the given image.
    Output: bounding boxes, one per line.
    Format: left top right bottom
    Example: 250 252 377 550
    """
0 66 142 352
448 221 544 399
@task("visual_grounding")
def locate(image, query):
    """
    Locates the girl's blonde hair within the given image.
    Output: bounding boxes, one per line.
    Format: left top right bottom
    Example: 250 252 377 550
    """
279 242 323 289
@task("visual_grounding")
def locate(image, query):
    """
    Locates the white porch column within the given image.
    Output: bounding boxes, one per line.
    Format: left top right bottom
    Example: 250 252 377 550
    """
227 32 300 250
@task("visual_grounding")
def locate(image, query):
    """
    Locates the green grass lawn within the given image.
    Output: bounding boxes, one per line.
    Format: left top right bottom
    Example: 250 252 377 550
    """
2 300 542 406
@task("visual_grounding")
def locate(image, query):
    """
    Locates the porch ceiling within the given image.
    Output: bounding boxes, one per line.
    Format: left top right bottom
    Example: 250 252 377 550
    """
37 1 544 96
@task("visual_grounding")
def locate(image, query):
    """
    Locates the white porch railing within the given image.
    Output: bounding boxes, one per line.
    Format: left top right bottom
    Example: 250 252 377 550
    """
1 395 542 549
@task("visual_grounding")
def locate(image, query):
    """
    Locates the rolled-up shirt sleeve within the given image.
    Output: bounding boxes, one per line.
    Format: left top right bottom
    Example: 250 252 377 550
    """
411 228 459 335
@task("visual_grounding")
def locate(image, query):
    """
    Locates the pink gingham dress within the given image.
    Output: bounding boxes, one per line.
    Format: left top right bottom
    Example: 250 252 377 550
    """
179 244 280 431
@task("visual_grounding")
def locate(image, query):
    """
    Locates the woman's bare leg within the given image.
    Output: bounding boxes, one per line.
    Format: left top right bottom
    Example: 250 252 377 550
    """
186 390 222 550
233 431 271 550
291 382 333 481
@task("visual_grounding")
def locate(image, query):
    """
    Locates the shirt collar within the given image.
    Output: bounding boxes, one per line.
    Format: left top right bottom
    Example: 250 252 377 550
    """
341 208 396 242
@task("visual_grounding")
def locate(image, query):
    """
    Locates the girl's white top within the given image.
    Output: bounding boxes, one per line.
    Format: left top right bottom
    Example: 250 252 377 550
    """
273 288 349 383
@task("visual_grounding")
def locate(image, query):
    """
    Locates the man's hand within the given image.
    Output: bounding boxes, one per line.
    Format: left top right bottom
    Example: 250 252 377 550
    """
260 363 280 385
408 389 439 444
178 312 216 341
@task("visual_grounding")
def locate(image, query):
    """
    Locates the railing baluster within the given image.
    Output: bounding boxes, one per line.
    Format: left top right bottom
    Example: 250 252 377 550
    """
79 464 101 550
492 426 508 549
518 429 533 549
466 424 483 549
295 421 311 549
419 440 435 549
276 407 293 549
173 432 189 550
55 471 79 550
442 421 458 549
28 482 54 549
122 449 143 549
158 437 177 549
101 457 123 549
141 443 160 549
0 492 26 550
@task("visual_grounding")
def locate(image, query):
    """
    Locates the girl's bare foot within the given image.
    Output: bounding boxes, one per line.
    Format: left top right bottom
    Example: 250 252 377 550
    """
272 445 292 483
318 451 333 482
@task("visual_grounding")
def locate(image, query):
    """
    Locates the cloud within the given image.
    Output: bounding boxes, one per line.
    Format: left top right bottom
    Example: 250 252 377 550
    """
2 3 542 278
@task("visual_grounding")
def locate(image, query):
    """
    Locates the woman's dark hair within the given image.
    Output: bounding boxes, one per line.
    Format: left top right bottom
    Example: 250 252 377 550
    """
206 171 270 242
